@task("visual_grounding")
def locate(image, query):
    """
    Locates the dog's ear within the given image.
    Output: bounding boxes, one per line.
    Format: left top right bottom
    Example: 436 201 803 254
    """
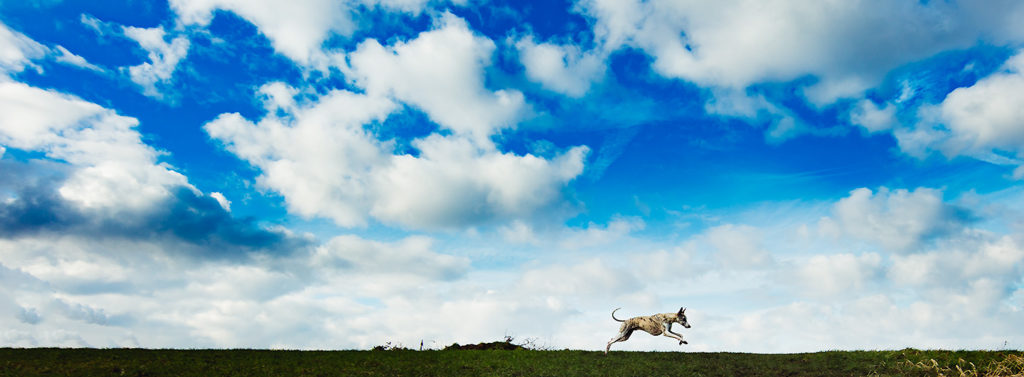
678 307 685 315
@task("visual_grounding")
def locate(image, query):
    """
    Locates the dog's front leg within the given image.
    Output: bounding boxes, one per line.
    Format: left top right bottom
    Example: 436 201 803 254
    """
665 323 687 345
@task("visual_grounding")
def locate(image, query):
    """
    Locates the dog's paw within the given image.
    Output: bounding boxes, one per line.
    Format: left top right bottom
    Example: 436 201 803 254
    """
680 340 687 345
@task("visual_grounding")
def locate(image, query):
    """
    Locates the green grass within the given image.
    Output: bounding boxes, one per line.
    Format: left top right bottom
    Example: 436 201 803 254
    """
2 348 1022 376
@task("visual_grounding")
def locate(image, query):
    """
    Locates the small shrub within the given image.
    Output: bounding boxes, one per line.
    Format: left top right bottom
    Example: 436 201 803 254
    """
444 336 527 350
371 341 411 351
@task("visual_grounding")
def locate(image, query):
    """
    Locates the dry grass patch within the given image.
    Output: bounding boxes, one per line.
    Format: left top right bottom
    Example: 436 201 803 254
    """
898 353 1024 376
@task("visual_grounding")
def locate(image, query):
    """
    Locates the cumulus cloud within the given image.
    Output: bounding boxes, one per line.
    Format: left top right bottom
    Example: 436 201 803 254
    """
311 235 469 282
0 81 190 212
205 82 587 230
122 25 190 99
849 99 897 133
209 192 231 212
370 135 588 229
753 236 1024 351
0 228 472 348
555 217 644 249
497 216 649 250
204 88 396 227
170 0 353 67
820 187 969 252
697 202 1023 351
702 224 774 269
0 22 47 74
521 258 640 297
8 1 1024 353
169 0 454 68
515 36 605 97
0 166 303 259
896 51 1024 174
889 235 1024 297
344 13 527 144
362 0 435 13
794 253 883 298
0 80 300 258
707 295 1024 352
2 191 1023 350
16 306 41 325
576 0 1023 103
568 0 1024 145
75 15 187 96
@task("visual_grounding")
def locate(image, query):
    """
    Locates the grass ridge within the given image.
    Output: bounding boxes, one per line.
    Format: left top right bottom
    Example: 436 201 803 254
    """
1 347 1022 376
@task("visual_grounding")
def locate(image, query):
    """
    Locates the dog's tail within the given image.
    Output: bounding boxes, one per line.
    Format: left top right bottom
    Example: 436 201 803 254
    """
611 307 625 322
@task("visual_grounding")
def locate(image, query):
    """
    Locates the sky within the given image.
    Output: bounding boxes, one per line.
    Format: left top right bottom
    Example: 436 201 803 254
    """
1 0 1024 352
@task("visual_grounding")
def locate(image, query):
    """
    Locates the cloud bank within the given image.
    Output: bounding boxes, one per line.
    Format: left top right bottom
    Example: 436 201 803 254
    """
3 1 1024 353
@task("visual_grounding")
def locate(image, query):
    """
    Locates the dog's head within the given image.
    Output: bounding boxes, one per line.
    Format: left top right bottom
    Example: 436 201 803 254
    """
676 307 691 328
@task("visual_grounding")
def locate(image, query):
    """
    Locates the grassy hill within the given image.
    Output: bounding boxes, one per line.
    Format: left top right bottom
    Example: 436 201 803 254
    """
2 347 1022 376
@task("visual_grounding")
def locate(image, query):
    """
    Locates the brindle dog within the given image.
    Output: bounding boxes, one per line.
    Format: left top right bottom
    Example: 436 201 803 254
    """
606 307 691 353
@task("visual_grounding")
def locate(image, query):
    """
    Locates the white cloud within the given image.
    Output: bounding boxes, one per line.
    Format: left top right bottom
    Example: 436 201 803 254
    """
703 87 775 119
362 0 434 13
499 220 540 245
498 216 649 250
2 192 1024 351
2 182 1021 352
904 51 1024 169
0 21 47 74
577 0 1023 105
795 253 882 298
515 36 605 97
571 0 1024 144
850 99 896 133
518 258 641 297
205 83 587 230
370 135 588 229
703 224 773 269
889 235 1024 292
53 45 103 72
169 0 456 68
9 1 1024 351
258 81 299 114
209 192 231 212
822 187 966 252
0 82 103 148
204 88 396 227
705 296 1021 352
556 217 644 249
122 25 190 99
0 231 475 348
0 81 190 212
170 0 353 67
345 13 527 144
311 235 470 283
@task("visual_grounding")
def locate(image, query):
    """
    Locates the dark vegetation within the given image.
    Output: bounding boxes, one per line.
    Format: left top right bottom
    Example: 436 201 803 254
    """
1 345 1022 376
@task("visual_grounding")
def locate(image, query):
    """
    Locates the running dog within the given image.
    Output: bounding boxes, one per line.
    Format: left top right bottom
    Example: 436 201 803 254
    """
606 307 690 353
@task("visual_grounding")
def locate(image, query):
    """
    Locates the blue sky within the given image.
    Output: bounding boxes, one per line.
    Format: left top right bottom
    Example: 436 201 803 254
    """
1 0 1024 351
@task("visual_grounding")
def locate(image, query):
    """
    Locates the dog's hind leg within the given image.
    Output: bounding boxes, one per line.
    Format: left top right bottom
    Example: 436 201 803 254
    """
605 329 633 354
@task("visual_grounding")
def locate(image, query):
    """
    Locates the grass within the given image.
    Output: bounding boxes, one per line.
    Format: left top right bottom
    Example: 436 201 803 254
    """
1 347 1022 376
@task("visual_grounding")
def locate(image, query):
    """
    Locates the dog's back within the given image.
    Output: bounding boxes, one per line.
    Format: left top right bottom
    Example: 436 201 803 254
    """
621 313 674 335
